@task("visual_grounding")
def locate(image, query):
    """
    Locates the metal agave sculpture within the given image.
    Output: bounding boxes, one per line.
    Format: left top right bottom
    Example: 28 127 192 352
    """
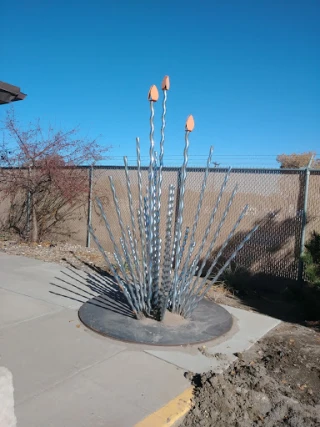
89 76 259 321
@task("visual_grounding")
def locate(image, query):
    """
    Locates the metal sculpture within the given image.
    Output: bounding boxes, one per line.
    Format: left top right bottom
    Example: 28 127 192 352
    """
89 76 259 321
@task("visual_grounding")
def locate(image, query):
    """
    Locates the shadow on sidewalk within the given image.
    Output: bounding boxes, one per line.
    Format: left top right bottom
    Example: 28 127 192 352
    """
50 260 135 318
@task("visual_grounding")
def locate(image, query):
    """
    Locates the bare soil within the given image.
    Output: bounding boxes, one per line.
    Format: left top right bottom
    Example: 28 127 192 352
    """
182 323 320 427
0 233 107 273
140 310 190 326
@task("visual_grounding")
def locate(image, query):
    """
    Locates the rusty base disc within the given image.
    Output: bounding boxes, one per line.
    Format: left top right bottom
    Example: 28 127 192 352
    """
79 296 232 346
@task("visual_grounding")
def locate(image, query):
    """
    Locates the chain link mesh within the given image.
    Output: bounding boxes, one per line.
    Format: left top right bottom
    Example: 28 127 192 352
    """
307 170 320 241
1 165 316 282
89 166 317 281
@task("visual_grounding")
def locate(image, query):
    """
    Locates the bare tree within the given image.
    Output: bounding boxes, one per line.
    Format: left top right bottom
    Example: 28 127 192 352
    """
276 151 320 169
0 108 110 242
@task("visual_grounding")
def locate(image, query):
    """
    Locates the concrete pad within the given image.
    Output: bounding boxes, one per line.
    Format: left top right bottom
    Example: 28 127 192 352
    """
0 367 16 427
80 350 188 413
145 305 281 373
0 253 93 310
0 308 125 404
208 305 281 355
146 348 235 375
15 370 149 427
0 288 61 328
0 254 282 427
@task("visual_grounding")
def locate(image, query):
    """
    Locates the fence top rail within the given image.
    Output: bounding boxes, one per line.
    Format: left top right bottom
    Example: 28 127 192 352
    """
0 165 318 174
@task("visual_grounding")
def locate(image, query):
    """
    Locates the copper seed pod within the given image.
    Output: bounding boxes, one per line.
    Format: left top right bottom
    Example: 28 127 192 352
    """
185 115 195 132
148 85 159 102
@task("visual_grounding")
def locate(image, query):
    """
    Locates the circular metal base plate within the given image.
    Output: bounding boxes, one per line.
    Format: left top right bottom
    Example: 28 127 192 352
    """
79 296 233 346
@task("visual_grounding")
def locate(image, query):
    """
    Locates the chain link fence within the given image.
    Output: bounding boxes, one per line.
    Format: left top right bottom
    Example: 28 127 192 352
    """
1 166 319 281
89 166 320 281
307 170 320 240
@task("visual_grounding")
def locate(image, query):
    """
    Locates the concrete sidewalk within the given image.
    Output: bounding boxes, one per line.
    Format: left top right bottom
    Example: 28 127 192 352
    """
0 253 280 427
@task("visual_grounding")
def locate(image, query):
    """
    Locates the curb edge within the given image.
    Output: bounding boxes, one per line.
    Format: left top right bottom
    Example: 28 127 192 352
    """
134 387 193 427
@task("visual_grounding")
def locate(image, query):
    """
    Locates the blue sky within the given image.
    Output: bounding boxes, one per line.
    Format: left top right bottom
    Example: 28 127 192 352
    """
2 0 319 167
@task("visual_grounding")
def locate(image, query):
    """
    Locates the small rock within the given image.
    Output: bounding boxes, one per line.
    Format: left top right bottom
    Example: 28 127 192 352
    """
233 352 243 359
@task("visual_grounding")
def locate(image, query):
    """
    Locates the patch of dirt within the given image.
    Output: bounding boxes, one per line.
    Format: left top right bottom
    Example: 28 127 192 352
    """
0 234 108 274
181 323 320 427
197 347 227 360
139 310 189 326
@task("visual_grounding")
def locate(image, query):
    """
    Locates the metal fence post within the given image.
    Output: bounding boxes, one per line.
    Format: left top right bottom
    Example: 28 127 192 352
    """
86 166 93 248
298 157 313 282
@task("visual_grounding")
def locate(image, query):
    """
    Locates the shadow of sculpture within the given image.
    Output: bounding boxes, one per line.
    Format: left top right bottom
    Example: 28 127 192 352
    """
200 213 320 328
50 261 135 318
50 211 320 330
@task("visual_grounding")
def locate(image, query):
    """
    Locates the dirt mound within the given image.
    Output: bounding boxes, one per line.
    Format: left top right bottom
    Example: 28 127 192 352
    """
182 325 320 427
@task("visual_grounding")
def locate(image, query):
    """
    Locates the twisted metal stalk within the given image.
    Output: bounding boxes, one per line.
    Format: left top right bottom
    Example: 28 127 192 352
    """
124 157 141 278
171 131 190 312
143 195 152 313
119 237 141 311
136 137 147 289
151 157 161 309
147 100 156 311
179 184 239 311
124 156 144 305
188 169 231 275
109 176 141 302
113 251 130 284
127 226 144 310
178 241 196 284
88 225 140 318
185 224 260 316
198 204 249 286
95 197 130 285
187 185 239 295
151 209 161 308
182 204 248 315
156 88 168 232
175 168 232 310
143 195 150 248
176 146 213 306
137 208 147 300
88 78 260 323
159 90 167 174
189 146 214 246
159 184 175 320
178 227 190 264
195 193 244 284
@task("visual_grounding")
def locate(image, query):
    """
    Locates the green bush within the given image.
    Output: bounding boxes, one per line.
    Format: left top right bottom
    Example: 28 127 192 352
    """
302 231 320 287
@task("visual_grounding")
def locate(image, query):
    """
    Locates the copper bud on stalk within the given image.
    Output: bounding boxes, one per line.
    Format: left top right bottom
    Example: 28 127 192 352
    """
161 75 170 90
185 115 195 132
148 85 159 102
